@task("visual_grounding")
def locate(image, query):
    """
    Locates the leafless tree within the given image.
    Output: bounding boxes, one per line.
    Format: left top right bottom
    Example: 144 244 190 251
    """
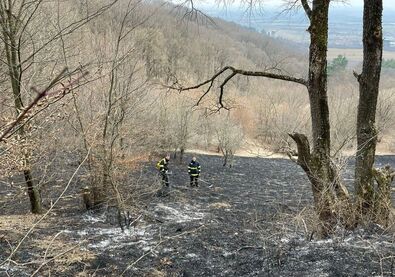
215 114 244 167
354 0 394 225
0 0 117 213
169 0 393 233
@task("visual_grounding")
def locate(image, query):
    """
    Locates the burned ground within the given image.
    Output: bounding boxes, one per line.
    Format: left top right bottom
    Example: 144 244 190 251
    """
1 154 395 276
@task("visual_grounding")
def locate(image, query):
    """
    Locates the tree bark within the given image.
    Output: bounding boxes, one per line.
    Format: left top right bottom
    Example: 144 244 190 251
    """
308 0 331 156
289 0 349 234
354 0 385 217
355 0 394 225
307 0 335 227
24 169 42 213
372 166 394 226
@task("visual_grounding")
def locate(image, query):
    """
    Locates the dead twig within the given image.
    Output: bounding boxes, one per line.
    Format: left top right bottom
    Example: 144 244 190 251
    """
0 70 89 142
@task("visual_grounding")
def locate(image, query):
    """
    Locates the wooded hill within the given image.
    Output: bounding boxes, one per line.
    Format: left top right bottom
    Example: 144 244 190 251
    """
1 1 395 275
0 0 394 213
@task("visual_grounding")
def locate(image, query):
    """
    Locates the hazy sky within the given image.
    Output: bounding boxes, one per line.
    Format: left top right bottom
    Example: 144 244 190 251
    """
195 0 394 11
259 0 390 8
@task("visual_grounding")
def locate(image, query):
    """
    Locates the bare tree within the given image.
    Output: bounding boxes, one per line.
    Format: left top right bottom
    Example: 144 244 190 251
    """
172 0 348 234
84 0 149 211
0 0 118 214
354 0 394 224
170 96 196 162
215 114 244 167
170 0 394 233
0 0 44 213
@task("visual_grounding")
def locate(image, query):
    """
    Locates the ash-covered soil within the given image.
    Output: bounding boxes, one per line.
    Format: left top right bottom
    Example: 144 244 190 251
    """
1 154 395 276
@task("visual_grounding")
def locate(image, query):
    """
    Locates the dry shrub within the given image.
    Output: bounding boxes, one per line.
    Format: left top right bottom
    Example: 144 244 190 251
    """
117 155 150 170
283 207 321 239
288 195 395 239
34 237 95 266
0 129 39 178
0 215 46 233
387 209 395 232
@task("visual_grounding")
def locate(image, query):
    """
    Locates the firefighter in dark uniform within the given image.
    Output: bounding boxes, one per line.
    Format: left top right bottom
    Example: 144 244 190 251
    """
157 154 170 187
188 156 201 187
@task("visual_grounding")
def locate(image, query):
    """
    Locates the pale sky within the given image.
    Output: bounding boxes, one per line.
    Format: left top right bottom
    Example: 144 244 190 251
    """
261 0 393 10
195 0 394 11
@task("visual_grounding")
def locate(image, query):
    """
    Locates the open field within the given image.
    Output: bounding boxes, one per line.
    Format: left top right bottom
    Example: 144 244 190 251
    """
328 48 395 65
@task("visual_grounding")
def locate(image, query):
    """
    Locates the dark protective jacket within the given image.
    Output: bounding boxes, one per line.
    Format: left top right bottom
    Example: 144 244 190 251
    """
188 160 201 176
157 158 169 173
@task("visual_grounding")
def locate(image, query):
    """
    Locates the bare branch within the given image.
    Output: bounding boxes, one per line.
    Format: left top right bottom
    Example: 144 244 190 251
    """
228 67 308 86
288 132 311 170
218 71 237 109
168 66 230 92
300 0 312 20
353 70 361 82
166 66 307 110
173 0 216 26
0 70 89 142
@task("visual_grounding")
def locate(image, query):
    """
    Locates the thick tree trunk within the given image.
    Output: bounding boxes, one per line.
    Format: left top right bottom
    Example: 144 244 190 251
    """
308 0 331 156
355 0 393 224
290 0 350 234
355 0 382 211
289 132 349 234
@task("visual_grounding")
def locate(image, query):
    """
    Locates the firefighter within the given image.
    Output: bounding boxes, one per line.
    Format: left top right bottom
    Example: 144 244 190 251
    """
157 154 170 187
188 156 201 187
